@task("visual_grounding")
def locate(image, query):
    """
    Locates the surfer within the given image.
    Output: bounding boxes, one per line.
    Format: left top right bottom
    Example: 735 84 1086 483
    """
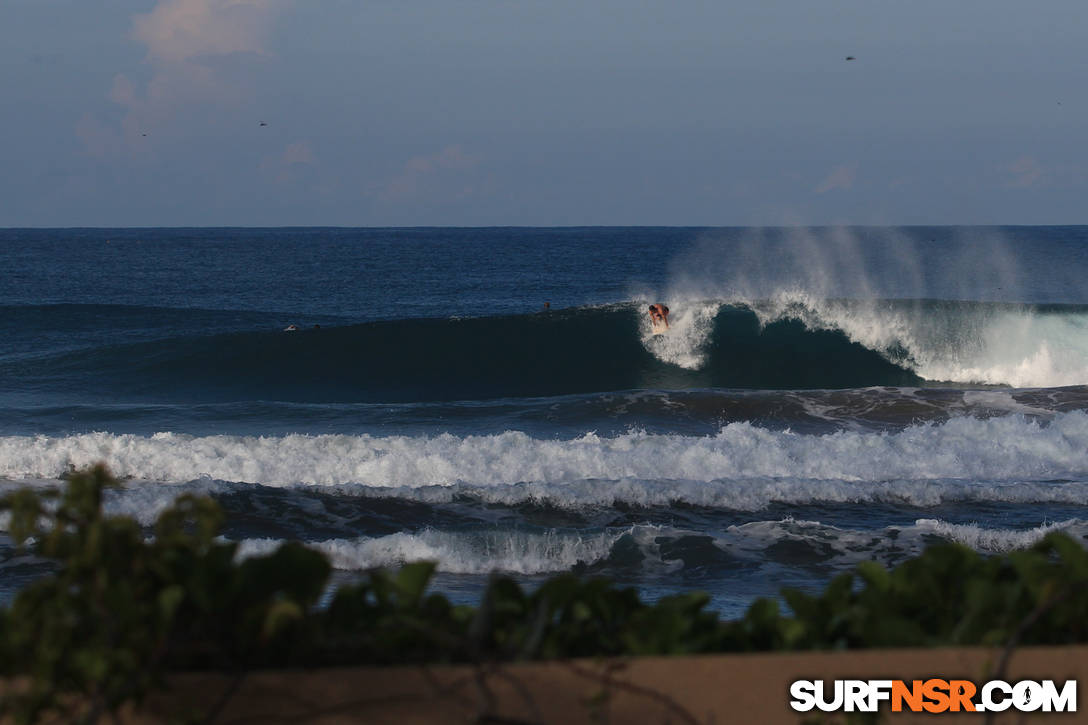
284 324 298 331
648 303 669 328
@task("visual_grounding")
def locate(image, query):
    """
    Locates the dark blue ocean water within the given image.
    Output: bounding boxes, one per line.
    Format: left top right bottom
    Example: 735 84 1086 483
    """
3 226 1088 617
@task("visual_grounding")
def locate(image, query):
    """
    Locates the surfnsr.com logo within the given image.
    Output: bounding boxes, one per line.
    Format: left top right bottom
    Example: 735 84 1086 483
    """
790 679 1077 713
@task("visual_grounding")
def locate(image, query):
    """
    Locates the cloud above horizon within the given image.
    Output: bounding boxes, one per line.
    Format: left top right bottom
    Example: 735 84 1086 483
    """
376 145 482 205
78 0 290 155
262 140 316 182
814 164 858 194
1005 156 1044 189
6 0 1086 225
132 0 285 63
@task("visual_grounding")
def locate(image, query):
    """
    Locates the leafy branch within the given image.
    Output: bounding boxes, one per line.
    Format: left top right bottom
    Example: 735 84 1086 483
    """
2 465 1088 724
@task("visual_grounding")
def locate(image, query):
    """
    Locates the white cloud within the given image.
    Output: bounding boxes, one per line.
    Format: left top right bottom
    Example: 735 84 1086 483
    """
78 0 289 156
814 164 857 194
132 0 284 63
109 62 220 136
281 140 314 166
1005 156 1044 189
76 113 123 158
377 145 480 203
262 140 316 182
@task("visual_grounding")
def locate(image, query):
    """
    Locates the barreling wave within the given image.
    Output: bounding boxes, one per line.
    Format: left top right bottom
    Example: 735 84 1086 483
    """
4 299 1088 404
0 303 915 403
732 294 1088 388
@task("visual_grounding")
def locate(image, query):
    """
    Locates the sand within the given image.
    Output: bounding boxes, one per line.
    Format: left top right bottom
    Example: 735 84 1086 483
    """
41 644 1072 724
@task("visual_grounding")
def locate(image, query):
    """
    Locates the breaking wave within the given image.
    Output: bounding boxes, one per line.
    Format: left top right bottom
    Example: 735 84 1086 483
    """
3 412 1088 503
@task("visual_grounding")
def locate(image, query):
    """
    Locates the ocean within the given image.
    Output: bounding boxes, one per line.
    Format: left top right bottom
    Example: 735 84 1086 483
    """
2 226 1088 618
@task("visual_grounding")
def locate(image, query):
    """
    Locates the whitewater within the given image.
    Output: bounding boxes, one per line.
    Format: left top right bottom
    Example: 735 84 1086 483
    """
4 412 1088 489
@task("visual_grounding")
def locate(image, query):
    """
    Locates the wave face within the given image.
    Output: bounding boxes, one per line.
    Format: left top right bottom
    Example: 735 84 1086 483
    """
6 299 1088 404
0 303 921 403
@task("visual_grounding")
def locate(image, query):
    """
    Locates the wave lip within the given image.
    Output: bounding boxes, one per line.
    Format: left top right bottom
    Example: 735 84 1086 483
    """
730 295 1088 389
910 518 1079 552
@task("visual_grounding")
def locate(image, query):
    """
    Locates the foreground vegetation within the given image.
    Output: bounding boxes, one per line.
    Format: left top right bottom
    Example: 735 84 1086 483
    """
2 465 1087 723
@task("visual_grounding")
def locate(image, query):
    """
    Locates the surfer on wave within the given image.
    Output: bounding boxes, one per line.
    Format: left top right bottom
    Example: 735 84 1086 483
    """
648 303 669 329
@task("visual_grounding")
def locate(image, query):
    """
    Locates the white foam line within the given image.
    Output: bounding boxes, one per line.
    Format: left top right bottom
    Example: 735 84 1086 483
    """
3 413 1088 489
228 518 1088 575
234 526 647 575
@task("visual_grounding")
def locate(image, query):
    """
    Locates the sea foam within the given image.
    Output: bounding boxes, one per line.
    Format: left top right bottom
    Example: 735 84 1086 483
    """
2 412 1088 490
228 518 1088 575
236 526 642 575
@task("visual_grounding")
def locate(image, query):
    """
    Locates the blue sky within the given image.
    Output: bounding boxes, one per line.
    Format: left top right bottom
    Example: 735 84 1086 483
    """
1 0 1085 226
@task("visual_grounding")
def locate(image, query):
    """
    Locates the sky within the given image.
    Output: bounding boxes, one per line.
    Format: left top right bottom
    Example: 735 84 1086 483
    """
1 0 1085 226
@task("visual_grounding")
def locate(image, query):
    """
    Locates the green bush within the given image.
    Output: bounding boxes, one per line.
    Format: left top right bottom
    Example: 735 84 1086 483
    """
2 465 1088 723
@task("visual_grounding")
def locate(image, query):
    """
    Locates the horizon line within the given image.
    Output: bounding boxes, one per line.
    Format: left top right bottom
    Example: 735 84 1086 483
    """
2 223 1087 231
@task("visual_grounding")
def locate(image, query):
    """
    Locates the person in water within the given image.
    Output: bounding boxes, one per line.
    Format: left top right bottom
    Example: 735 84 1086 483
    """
648 303 669 328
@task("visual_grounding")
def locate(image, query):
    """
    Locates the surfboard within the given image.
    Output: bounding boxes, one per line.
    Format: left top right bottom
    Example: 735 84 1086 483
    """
651 319 668 335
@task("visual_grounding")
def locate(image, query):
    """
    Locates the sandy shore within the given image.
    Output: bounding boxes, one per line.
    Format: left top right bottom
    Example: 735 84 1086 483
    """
18 644 1066 724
